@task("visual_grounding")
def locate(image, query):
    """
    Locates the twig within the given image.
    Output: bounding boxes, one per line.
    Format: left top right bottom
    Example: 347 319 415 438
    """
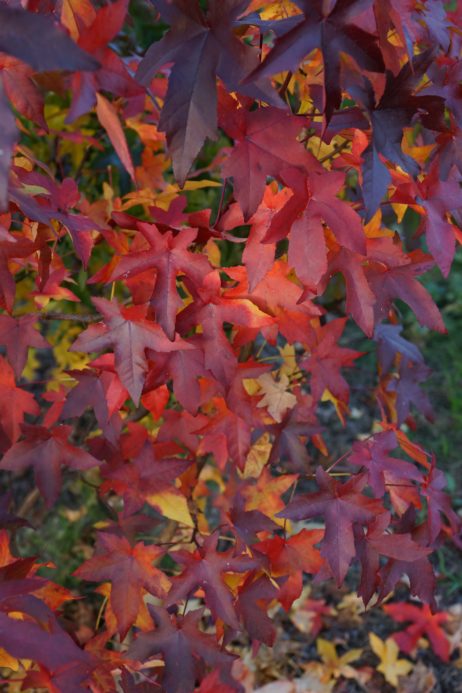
278 71 293 100
318 139 350 164
39 312 100 323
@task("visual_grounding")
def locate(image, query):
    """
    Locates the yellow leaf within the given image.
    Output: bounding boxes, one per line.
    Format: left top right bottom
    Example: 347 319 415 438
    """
369 633 413 687
363 210 395 238
402 134 435 166
145 490 194 527
51 324 90 378
242 378 261 396
317 638 338 664
242 432 272 479
321 389 348 425
204 239 221 268
391 203 408 224
22 348 40 381
182 179 222 191
248 0 302 19
279 343 299 379
0 647 19 671
315 638 363 683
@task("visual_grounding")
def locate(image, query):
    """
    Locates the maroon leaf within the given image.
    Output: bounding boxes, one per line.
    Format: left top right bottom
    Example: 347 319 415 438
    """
136 0 279 184
279 467 383 584
0 313 49 379
129 606 236 693
235 574 278 645
166 531 261 629
349 430 422 497
0 424 100 506
219 99 312 220
0 6 99 72
247 0 384 122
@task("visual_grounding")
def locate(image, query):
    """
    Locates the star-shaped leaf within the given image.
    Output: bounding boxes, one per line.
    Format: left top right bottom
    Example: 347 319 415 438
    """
279 467 383 584
166 531 262 629
0 424 100 507
129 606 236 693
74 533 170 639
70 298 193 405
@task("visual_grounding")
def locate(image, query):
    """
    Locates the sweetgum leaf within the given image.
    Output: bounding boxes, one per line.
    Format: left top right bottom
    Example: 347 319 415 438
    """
279 467 383 584
247 0 384 122
74 533 170 639
129 606 237 693
0 6 99 72
0 424 100 507
166 531 262 629
137 0 279 184
70 298 194 405
109 218 212 340
0 313 49 379
219 101 312 220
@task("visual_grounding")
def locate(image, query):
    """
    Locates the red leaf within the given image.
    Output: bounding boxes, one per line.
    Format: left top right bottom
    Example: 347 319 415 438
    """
74 532 170 639
0 313 49 379
0 357 39 445
95 93 135 180
70 298 194 405
384 602 451 662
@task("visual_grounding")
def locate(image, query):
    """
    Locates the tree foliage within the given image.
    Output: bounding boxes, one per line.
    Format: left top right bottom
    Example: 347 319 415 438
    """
0 0 461 690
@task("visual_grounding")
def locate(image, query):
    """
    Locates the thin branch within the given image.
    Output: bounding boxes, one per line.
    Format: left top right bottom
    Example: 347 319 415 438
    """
39 312 100 323
318 139 351 164
278 71 293 100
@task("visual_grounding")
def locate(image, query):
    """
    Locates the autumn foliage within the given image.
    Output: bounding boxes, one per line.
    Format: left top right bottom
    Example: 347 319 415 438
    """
0 0 461 690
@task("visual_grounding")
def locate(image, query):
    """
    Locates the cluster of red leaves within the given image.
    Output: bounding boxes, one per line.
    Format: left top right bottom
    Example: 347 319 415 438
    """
0 0 461 691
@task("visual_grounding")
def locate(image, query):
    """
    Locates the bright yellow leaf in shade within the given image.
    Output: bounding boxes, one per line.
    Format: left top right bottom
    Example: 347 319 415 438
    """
50 324 90 378
316 638 363 681
401 132 435 166
308 136 350 169
248 0 301 18
391 203 409 224
242 432 272 479
121 180 221 212
146 489 194 527
256 372 297 423
321 389 349 425
279 343 299 380
0 646 19 671
363 209 395 238
95 583 154 636
21 348 40 381
369 633 413 687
